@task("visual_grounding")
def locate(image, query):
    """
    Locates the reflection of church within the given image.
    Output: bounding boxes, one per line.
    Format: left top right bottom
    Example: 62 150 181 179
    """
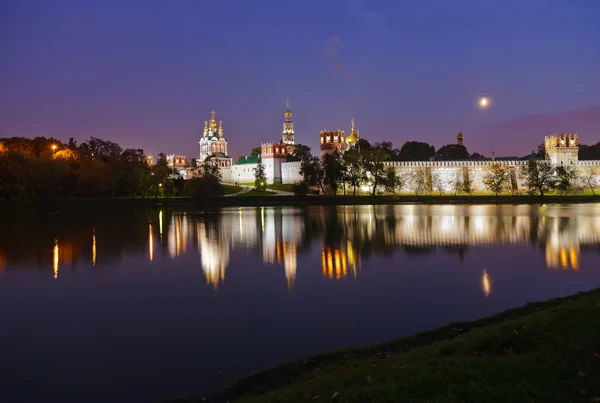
8 205 598 288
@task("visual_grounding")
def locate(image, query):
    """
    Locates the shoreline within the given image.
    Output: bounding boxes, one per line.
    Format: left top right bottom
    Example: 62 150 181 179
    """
0 194 599 211
169 287 600 402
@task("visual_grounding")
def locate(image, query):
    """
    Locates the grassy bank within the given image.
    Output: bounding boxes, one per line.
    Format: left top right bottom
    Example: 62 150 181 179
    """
171 288 600 402
221 184 243 195
238 189 276 197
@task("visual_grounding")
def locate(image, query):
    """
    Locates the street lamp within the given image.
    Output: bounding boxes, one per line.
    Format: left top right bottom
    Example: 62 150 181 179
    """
51 144 57 153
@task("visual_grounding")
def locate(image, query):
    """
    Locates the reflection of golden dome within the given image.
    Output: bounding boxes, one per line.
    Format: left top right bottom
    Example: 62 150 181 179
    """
346 118 359 145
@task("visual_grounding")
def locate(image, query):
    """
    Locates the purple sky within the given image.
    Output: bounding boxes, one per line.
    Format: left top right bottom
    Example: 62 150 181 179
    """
1 0 599 159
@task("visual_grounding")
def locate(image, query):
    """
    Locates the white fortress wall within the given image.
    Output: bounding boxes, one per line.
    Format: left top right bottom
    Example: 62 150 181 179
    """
230 163 259 184
222 159 600 189
281 161 303 184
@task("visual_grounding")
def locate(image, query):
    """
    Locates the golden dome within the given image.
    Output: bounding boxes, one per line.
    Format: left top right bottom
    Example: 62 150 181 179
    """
346 118 359 145
457 130 464 139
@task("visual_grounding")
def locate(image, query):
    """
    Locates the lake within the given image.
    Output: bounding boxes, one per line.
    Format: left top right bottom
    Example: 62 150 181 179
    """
1 203 600 403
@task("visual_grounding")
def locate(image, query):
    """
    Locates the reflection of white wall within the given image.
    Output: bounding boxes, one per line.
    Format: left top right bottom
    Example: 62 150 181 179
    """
197 222 230 288
168 215 189 257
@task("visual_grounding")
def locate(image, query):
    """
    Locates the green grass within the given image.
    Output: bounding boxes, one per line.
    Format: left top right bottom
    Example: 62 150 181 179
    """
239 183 294 192
267 184 294 192
238 189 276 197
172 288 600 403
220 184 243 195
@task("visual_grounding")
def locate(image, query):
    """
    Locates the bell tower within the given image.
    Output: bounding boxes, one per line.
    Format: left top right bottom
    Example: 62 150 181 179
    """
282 98 295 145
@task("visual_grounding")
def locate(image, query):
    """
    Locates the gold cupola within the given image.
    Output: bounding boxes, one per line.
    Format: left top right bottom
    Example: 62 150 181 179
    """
284 98 292 122
346 117 359 145
210 110 217 130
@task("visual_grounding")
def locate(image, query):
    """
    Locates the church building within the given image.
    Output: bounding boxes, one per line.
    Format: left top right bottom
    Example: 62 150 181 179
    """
198 110 232 167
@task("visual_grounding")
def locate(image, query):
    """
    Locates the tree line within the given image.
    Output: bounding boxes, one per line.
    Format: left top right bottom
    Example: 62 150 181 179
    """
0 136 222 200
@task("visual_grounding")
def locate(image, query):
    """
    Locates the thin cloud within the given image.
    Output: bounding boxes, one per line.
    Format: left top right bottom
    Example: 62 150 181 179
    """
315 36 351 79
346 0 387 39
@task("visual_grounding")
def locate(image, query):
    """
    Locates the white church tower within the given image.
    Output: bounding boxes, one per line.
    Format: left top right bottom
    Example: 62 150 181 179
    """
282 98 295 146
198 110 231 167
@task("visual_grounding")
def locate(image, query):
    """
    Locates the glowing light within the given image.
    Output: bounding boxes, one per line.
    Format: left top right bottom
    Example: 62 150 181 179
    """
53 239 59 279
92 229 96 267
570 247 578 271
159 210 163 241
479 97 489 107
149 223 154 262
51 144 57 151
239 208 243 241
482 269 491 297
560 248 568 270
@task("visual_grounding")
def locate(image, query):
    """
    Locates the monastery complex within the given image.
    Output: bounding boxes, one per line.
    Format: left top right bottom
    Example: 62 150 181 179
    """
166 101 600 194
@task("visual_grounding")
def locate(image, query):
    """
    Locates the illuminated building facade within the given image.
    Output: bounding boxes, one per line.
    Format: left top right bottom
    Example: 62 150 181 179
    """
198 110 232 168
545 132 578 166
169 105 599 190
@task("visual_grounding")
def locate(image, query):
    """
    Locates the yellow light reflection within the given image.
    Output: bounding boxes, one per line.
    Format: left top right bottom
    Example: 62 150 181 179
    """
261 207 265 233
92 229 96 267
570 247 579 271
560 248 568 270
159 210 163 241
149 223 154 262
239 208 243 241
482 269 491 297
53 239 59 279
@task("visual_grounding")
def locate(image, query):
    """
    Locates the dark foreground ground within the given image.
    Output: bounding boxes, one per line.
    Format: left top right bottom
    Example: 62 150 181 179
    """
169 288 600 402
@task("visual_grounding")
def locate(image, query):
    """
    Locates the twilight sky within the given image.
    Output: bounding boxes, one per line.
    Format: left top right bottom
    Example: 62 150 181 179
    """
1 0 599 159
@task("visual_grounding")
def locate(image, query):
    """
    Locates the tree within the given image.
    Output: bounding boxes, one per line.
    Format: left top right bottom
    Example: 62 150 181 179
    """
322 150 344 195
435 144 470 161
462 169 473 194
580 167 599 195
555 165 577 195
410 168 427 195
186 163 223 200
250 147 261 157
579 142 600 160
363 145 389 195
149 153 172 198
397 141 436 161
254 163 267 191
483 164 511 195
431 171 445 195
384 167 404 194
290 144 311 162
300 155 325 194
291 181 309 196
520 153 556 196
536 143 546 159
470 152 486 160
451 170 463 196
342 147 364 195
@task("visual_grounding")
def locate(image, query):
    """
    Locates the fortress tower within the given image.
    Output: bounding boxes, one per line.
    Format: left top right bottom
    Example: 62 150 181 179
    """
545 133 578 165
320 129 347 157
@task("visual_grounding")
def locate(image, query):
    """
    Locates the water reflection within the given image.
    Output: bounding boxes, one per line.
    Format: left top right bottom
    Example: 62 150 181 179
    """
482 269 491 297
1 204 600 289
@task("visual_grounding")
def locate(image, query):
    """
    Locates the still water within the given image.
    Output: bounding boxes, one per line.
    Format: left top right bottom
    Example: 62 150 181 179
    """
1 204 600 402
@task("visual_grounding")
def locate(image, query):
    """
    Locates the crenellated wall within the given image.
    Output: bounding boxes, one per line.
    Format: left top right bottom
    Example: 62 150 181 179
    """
221 159 600 191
